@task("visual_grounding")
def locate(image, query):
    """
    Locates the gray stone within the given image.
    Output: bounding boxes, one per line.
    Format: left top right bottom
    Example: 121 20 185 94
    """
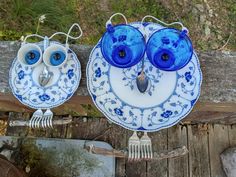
195 4 204 12
221 147 236 177
200 15 206 24
205 25 211 37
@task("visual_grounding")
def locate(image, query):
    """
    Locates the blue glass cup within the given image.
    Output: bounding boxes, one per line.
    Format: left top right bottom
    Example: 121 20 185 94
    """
101 24 146 68
146 28 193 71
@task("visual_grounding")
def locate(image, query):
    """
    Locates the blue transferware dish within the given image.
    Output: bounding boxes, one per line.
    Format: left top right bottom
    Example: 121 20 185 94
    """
10 41 81 110
87 22 202 132
146 28 193 71
101 24 146 68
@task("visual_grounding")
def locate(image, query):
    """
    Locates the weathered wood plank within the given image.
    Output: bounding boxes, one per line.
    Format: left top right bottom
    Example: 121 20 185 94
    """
1 42 236 103
188 125 211 177
5 114 236 177
106 124 127 177
168 125 188 177
208 124 229 177
1 93 236 123
0 92 236 115
0 41 236 124
228 124 236 147
147 129 168 177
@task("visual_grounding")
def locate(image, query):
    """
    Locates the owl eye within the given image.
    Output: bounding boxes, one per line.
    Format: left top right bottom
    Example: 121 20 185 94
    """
43 44 68 67
101 24 145 68
25 50 41 65
17 44 42 66
50 51 66 66
146 28 193 71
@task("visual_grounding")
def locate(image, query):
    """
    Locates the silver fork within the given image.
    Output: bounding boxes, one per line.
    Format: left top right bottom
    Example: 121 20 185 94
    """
140 132 153 159
128 131 140 161
43 109 53 128
29 109 43 128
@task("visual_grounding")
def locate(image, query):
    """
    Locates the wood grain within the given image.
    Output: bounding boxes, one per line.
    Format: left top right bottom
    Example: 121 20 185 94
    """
5 113 236 177
147 129 168 177
168 125 189 177
188 125 211 177
208 124 229 177
0 42 236 123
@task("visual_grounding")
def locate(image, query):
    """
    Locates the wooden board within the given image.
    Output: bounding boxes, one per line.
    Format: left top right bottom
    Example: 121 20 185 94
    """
0 41 235 124
228 124 236 146
188 125 211 177
5 113 236 177
208 124 229 177
147 129 168 177
168 125 188 177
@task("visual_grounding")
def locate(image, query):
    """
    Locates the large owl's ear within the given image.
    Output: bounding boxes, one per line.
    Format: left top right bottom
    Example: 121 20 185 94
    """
43 44 68 67
17 43 42 66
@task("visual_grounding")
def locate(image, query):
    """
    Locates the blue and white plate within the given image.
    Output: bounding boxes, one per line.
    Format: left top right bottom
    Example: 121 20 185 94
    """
87 22 202 132
9 41 81 110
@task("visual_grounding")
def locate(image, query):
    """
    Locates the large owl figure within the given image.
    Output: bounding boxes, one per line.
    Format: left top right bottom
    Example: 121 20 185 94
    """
9 24 82 129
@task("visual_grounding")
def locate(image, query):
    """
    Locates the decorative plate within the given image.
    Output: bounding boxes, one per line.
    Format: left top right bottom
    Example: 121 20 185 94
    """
87 22 202 132
9 41 81 110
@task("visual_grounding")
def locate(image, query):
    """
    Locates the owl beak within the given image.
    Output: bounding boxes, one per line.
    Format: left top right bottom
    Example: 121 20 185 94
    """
39 66 53 87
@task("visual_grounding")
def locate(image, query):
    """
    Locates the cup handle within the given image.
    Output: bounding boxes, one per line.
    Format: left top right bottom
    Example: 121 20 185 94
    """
105 13 128 28
141 15 188 34
65 23 83 48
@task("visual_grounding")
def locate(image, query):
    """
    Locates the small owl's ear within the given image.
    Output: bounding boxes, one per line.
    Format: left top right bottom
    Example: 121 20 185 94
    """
17 43 42 66
43 44 67 67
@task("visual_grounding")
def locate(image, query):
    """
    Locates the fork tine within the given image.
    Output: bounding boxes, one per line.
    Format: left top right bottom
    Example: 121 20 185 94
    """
147 144 150 159
31 116 36 128
137 142 140 160
149 144 152 159
46 116 49 128
143 144 146 159
40 116 44 128
43 116 47 128
49 116 53 128
36 116 40 128
35 116 39 128
149 144 153 159
134 145 137 160
128 144 132 159
48 116 51 128
131 144 134 160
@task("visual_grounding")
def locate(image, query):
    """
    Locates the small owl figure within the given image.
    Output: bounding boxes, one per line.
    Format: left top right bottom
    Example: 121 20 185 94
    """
9 23 83 129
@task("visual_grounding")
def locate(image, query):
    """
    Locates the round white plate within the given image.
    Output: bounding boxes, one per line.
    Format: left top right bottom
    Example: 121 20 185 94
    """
9 41 81 110
87 22 202 132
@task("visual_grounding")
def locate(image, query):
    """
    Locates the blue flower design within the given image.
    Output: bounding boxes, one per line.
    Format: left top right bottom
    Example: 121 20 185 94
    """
18 70 25 80
95 67 101 78
114 108 123 116
161 110 173 118
16 94 23 101
118 35 127 42
39 94 50 101
67 69 74 79
185 72 192 82
107 24 114 33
